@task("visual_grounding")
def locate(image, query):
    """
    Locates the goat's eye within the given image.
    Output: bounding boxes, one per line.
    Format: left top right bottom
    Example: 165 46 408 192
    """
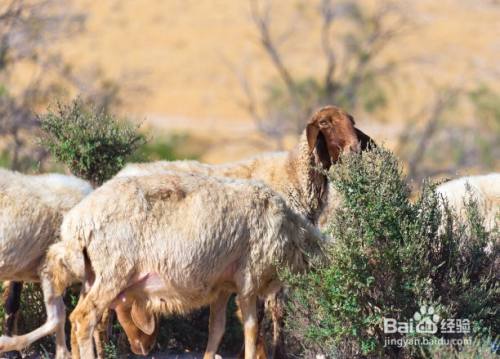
319 119 329 126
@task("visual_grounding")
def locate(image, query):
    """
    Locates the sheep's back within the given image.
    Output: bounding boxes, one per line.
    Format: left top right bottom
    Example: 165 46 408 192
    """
0 169 92 279
116 153 288 183
62 172 316 298
436 173 500 230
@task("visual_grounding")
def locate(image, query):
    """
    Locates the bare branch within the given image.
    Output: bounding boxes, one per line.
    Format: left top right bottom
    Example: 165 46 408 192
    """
234 65 262 125
241 0 413 144
249 0 297 99
320 0 337 95
394 106 428 155
0 0 86 170
218 55 262 124
340 2 409 108
406 88 461 180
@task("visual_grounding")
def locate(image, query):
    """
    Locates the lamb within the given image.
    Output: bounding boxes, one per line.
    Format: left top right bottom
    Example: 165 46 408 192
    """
0 168 93 358
436 173 500 231
0 172 324 359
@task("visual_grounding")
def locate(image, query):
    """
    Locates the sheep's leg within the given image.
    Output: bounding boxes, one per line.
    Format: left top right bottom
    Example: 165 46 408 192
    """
3 281 23 337
256 297 268 359
70 280 121 359
203 291 231 359
71 306 110 359
268 291 286 359
0 276 69 359
55 310 70 359
93 309 111 359
71 321 80 359
2 282 21 358
2 281 23 359
70 299 98 359
70 290 87 359
239 295 258 359
236 298 268 359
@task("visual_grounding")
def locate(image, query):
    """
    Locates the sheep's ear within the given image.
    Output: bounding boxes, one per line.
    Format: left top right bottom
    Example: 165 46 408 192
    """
306 122 320 153
131 301 156 336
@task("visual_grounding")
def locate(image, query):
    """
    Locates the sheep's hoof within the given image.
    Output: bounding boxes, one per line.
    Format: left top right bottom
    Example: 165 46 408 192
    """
55 349 71 359
0 335 22 353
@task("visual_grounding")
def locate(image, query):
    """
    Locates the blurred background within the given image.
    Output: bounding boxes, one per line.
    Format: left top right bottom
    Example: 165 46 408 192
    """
1 0 499 184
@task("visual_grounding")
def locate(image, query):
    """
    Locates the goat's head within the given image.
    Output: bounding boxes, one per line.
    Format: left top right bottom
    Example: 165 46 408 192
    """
114 300 158 356
306 106 365 169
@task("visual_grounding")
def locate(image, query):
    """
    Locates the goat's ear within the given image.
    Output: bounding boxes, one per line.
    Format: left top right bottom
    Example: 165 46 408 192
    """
355 128 376 151
131 301 156 336
306 122 320 153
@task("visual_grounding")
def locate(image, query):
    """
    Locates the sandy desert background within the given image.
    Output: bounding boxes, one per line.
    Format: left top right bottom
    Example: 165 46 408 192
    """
4 0 499 170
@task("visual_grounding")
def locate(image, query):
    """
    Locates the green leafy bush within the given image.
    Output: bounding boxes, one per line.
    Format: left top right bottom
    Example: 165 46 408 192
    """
40 99 146 186
282 147 499 358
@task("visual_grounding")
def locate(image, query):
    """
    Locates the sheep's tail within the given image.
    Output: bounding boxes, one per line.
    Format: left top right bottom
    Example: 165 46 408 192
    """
41 240 86 296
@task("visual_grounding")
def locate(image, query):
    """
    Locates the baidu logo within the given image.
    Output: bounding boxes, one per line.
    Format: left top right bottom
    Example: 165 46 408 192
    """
384 305 440 334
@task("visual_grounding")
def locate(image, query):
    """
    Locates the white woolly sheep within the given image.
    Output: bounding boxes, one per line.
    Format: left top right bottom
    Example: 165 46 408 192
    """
0 168 92 358
0 172 324 359
436 173 500 231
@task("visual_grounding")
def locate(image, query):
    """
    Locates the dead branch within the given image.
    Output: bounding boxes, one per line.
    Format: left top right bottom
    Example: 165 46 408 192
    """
341 2 408 108
406 88 461 180
320 0 337 95
249 0 297 100
0 0 85 170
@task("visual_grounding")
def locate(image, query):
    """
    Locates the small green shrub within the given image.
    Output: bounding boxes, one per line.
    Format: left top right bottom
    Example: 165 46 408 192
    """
40 99 146 186
103 340 118 359
282 147 499 358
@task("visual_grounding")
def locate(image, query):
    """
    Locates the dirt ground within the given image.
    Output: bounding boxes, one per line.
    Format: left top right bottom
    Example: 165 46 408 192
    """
128 354 231 359
0 352 232 359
